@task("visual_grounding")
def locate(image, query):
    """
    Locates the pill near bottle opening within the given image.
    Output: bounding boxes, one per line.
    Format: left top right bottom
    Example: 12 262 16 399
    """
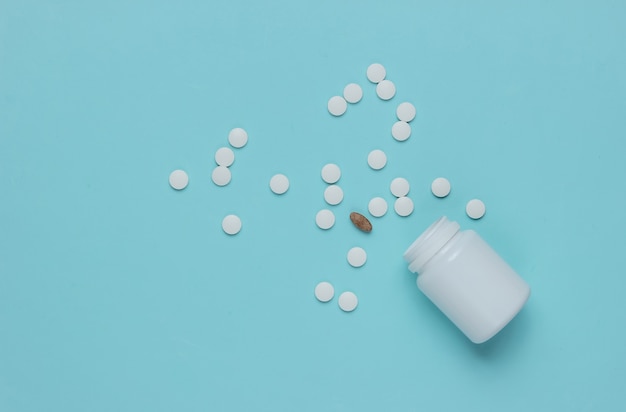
376 80 396 100
328 96 348 116
368 197 388 217
228 128 248 149
169 169 189 190
396 102 416 122
343 83 363 104
324 185 344 205
315 282 335 302
394 196 414 217
315 209 335 230
270 174 290 195
347 246 367 267
390 177 410 197
466 199 486 219
367 149 387 170
321 163 341 184
350 212 372 233
431 177 451 198
222 214 242 235
366 63 386 83
212 166 231 186
338 291 358 312
215 147 235 167
391 121 411 142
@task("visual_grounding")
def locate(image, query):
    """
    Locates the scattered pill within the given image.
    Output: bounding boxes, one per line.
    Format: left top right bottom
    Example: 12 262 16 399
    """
396 102 416 122
347 247 367 267
466 199 486 219
169 169 189 190
431 177 451 198
367 149 387 170
343 83 363 104
228 128 248 148
321 163 341 184
324 185 344 205
315 209 335 230
215 147 235 167
350 212 372 233
338 291 358 312
390 177 410 197
368 197 388 217
328 96 348 116
394 196 414 217
212 166 231 186
366 63 386 83
391 121 411 142
270 174 290 195
376 80 396 100
222 214 242 235
315 282 335 302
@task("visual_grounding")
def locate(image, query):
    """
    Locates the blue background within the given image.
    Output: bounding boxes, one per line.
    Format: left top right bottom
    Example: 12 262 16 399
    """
1 1 625 411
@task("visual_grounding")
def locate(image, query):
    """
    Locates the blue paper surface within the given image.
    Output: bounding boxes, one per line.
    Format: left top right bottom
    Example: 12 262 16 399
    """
1 1 625 411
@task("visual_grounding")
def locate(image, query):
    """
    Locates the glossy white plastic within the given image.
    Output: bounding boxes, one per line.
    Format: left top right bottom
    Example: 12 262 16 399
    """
404 216 530 343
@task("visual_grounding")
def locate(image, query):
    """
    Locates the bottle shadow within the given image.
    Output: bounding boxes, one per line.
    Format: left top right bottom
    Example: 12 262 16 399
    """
469 308 532 359
401 267 533 360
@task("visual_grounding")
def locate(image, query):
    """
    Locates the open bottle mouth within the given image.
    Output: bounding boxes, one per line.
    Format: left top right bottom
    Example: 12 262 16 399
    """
403 216 460 274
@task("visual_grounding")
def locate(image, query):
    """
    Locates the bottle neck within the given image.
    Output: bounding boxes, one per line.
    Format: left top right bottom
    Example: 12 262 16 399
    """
404 216 460 274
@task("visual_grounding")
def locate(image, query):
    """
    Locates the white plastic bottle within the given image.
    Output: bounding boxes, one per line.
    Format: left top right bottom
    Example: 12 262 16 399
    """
403 216 530 344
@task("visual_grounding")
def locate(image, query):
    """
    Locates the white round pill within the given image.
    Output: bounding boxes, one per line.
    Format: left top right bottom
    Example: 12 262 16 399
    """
222 214 242 235
321 163 341 184
390 177 410 197
376 80 396 100
367 149 387 170
315 282 335 303
215 147 235 167
324 185 344 206
396 102 416 122
466 199 486 219
169 169 188 190
212 166 231 186
366 63 386 83
394 196 414 217
270 174 289 195
368 197 388 218
391 121 411 142
228 128 248 148
343 83 363 104
315 209 335 230
431 177 451 198
328 96 347 116
338 291 358 312
347 247 367 268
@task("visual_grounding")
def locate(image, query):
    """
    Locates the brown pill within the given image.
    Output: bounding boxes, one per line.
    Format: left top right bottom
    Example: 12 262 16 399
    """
350 212 372 233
